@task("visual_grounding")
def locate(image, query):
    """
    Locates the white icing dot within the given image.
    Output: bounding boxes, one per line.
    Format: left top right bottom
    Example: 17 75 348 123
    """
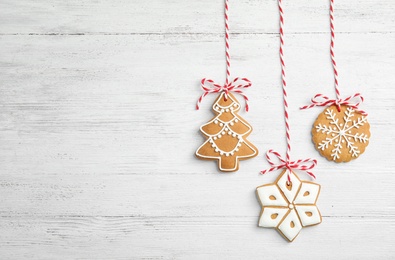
220 151 224 155
225 127 228 131
222 131 225 135
342 140 345 143
348 131 352 134
214 137 217 140
218 134 222 138
340 123 343 127
225 153 229 157
237 143 242 147
233 104 237 107
235 148 239 152
335 139 338 142
214 120 218 124
225 109 229 112
221 109 225 112
237 135 242 140
209 140 213 143
227 132 231 135
211 144 215 147
215 148 219 152
332 134 335 137
230 122 234 126
219 123 223 127
235 119 239 123
348 137 351 140
239 139 243 143
230 152 234 155
232 133 236 137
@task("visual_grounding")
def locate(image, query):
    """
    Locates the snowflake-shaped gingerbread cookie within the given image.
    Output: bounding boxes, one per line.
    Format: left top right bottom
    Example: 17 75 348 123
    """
312 105 370 162
256 170 322 242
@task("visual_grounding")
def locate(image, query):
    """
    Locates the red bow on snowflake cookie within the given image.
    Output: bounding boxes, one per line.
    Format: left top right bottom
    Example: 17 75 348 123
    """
300 93 367 116
196 77 252 111
261 150 317 182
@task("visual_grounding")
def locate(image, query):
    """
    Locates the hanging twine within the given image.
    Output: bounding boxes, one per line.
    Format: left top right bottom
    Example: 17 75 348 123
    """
261 0 317 183
300 0 367 116
196 0 252 111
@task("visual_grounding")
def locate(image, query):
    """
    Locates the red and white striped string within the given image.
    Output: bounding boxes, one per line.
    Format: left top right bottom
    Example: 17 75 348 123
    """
330 0 340 101
300 0 367 116
261 0 317 183
224 0 231 86
196 0 252 111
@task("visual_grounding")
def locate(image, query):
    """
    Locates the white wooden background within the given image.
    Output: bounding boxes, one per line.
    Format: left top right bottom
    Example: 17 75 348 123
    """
0 0 394 259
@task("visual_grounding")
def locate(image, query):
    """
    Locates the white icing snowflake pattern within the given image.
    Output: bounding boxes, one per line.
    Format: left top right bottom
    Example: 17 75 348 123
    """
315 107 369 160
256 170 322 242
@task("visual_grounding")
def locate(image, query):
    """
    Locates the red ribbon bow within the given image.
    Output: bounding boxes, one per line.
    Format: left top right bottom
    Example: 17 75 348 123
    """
196 77 252 111
260 150 317 182
300 93 367 116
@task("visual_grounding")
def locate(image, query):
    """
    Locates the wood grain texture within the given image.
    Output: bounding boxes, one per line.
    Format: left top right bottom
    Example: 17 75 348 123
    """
0 0 394 259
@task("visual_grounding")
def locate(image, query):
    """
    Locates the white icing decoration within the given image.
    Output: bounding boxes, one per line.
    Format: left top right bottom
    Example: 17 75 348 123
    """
226 108 229 112
278 209 302 241
315 107 369 160
295 205 321 227
293 182 320 204
277 172 301 203
258 207 289 228
256 184 288 207
256 170 322 242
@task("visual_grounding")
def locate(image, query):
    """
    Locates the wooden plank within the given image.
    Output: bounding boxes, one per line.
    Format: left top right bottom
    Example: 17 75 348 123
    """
0 172 394 218
0 216 393 259
0 0 394 34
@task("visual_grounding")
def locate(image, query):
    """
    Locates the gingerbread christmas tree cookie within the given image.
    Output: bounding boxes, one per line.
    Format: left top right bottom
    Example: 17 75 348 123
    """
195 0 257 172
196 92 257 172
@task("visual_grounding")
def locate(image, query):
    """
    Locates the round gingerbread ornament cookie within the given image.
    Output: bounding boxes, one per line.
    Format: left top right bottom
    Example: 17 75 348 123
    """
312 105 370 163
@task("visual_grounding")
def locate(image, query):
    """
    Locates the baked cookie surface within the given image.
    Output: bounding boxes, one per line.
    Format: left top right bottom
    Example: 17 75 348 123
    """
196 92 258 172
312 105 370 163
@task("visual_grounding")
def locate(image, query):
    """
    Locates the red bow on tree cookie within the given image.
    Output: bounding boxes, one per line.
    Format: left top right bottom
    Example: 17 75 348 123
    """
196 77 252 111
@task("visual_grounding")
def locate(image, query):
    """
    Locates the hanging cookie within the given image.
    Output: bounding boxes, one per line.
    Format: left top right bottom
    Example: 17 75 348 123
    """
195 0 258 172
257 0 321 242
196 92 257 171
312 105 369 162
301 0 370 163
257 169 322 242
